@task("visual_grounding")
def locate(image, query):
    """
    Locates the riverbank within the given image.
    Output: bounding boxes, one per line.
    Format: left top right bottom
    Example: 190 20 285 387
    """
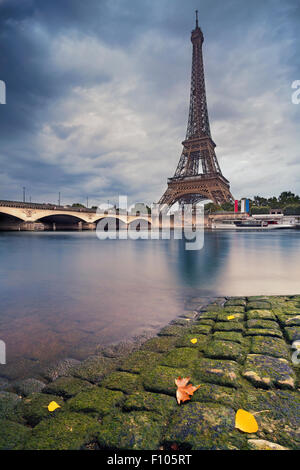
0 295 299 450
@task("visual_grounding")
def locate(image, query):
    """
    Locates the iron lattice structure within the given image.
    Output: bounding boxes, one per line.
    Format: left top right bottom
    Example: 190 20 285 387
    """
159 12 233 207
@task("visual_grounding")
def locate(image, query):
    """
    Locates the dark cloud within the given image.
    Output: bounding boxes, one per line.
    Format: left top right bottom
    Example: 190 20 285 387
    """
0 0 299 206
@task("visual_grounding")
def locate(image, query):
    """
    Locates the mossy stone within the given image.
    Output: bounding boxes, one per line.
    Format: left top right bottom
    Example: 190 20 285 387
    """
0 392 22 420
0 419 31 450
97 411 164 450
141 336 177 353
195 319 215 326
71 355 116 383
243 354 295 389
277 314 300 327
204 340 244 363
158 325 187 337
224 298 247 307
160 347 199 368
250 336 290 360
24 412 99 450
43 377 94 398
118 351 162 374
284 326 300 343
13 378 46 396
217 312 244 322
247 310 276 321
246 329 283 339
193 358 241 388
188 324 212 335
66 387 124 417
214 322 244 333
101 372 142 394
123 391 176 416
16 393 64 426
175 334 208 350
224 306 245 314
247 301 271 311
142 365 193 396
212 331 244 344
247 319 279 330
164 402 245 450
197 311 218 320
190 383 238 409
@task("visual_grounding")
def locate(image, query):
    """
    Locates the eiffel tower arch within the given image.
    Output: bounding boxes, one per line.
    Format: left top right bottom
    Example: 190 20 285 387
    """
159 12 233 208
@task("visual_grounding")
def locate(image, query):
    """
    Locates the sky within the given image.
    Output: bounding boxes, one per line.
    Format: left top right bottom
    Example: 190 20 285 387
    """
0 0 299 207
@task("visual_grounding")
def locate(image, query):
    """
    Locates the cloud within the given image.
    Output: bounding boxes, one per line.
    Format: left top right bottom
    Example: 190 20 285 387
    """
0 0 299 206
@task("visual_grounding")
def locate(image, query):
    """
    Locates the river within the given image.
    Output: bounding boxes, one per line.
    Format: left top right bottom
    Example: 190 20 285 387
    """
0 229 299 380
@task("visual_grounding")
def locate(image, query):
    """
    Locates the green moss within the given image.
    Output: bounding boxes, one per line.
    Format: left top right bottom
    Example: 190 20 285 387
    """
141 336 178 353
118 351 162 374
246 329 283 339
0 419 31 450
224 306 245 314
212 331 244 344
175 334 208 350
224 298 247 307
193 358 242 388
247 319 279 330
188 324 212 335
43 377 94 398
247 301 271 311
217 312 244 322
214 322 245 333
284 326 300 343
163 402 245 450
195 319 215 326
0 392 22 421
247 310 276 320
197 311 219 320
97 411 164 450
204 340 244 363
250 336 290 359
66 387 124 417
72 355 116 383
243 354 296 389
158 325 187 337
24 412 99 450
277 314 300 327
160 347 199 368
16 393 64 426
142 365 194 396
190 383 238 409
123 391 176 415
101 372 142 394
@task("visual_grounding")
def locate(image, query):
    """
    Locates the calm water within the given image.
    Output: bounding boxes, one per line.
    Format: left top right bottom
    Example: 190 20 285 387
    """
0 229 300 380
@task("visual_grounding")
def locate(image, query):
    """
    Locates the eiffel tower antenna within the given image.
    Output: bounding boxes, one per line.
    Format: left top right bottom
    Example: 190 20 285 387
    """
159 13 233 207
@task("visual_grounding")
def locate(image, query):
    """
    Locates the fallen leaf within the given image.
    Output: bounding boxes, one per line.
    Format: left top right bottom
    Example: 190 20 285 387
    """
48 401 61 412
227 315 235 320
175 376 200 405
235 409 258 433
190 338 198 344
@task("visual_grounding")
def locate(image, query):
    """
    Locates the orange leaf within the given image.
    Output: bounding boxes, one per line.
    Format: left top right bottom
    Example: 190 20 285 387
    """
235 409 258 433
175 376 200 405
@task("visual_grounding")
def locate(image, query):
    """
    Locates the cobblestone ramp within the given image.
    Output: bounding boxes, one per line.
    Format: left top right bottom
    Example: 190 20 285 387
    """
0 295 299 450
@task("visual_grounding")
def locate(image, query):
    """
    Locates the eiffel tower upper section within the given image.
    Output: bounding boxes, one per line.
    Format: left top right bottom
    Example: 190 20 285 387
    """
159 12 233 206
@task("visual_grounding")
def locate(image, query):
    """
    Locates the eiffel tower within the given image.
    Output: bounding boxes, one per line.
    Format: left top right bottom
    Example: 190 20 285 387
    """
159 12 233 207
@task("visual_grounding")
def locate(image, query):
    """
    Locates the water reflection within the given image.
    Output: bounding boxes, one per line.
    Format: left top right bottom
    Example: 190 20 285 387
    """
0 230 299 379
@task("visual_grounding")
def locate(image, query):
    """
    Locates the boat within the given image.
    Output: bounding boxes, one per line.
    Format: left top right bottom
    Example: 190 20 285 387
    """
211 218 296 230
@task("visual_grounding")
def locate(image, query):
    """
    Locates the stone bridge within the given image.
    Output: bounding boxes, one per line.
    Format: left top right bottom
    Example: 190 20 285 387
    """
0 200 152 231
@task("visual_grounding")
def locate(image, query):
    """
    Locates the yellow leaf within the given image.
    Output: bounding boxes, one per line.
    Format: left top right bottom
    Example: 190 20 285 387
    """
190 338 198 344
48 401 61 412
235 409 258 433
227 315 235 320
